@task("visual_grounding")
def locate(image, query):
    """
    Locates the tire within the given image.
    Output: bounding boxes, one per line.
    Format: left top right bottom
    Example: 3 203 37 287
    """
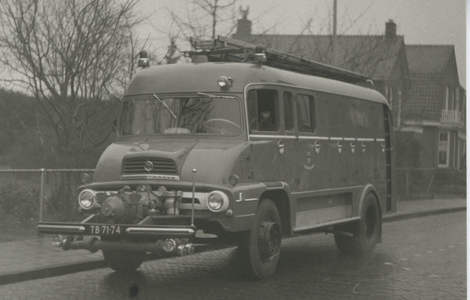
102 250 145 272
237 199 282 280
334 193 381 254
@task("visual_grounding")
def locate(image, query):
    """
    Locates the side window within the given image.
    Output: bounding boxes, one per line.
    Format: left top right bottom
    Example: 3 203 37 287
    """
326 98 342 137
296 94 316 133
247 89 279 132
366 102 384 138
340 100 355 138
350 100 369 137
283 92 294 131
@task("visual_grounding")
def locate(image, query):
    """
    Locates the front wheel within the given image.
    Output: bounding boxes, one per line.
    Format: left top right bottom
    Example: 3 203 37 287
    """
334 193 381 254
237 199 282 279
102 250 146 272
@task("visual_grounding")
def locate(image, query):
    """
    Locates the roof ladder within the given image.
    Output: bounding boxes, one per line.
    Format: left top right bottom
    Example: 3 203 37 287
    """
187 35 369 84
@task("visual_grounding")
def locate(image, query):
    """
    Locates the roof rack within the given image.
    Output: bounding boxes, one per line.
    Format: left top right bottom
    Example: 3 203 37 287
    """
187 35 369 84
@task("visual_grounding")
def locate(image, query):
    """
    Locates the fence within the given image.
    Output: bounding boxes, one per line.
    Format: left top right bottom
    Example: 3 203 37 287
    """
395 168 466 200
0 169 94 242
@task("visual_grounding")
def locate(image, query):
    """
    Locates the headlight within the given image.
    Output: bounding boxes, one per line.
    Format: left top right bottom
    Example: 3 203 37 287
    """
78 189 96 209
207 191 229 213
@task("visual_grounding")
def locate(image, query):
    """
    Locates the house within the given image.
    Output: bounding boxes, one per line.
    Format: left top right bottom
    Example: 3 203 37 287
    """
402 45 466 173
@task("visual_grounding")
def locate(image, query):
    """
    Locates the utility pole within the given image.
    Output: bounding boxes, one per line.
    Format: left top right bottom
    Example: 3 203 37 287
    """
332 0 337 66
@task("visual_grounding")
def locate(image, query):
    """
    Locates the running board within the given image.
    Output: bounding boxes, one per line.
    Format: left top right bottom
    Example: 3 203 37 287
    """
293 216 360 233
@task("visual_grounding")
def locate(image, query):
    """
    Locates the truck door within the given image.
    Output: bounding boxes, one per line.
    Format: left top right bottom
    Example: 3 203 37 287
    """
247 87 291 183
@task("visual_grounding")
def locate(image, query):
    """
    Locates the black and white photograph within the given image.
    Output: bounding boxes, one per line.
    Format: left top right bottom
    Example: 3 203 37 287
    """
0 0 466 299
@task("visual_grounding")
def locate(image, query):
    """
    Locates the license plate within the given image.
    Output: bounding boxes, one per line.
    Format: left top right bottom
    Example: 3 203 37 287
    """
88 225 122 235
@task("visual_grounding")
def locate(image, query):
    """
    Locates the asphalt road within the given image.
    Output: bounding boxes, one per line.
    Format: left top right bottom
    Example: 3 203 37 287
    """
0 211 465 300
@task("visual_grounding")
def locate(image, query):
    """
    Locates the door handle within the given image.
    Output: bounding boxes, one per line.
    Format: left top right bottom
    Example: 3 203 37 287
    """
278 140 285 154
314 141 320 154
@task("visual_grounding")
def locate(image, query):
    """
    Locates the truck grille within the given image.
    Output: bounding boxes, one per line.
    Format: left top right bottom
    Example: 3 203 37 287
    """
123 157 177 175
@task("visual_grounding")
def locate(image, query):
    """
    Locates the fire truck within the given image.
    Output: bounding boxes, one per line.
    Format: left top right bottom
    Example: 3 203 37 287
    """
37 36 396 279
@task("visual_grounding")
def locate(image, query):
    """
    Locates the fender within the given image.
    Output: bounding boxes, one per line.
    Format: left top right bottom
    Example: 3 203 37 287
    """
231 181 292 232
358 184 381 217
357 183 382 243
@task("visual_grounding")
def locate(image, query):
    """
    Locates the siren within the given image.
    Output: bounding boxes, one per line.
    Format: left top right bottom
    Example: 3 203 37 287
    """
138 50 150 68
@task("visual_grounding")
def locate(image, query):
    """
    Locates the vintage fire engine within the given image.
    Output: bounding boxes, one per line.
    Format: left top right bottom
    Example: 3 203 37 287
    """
37 36 396 279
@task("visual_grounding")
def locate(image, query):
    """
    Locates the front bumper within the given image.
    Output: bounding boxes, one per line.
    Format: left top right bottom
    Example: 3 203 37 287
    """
37 222 196 239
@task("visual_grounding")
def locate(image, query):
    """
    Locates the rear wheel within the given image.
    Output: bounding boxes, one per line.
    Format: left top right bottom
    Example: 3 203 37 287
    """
334 193 381 254
237 199 282 279
102 250 145 272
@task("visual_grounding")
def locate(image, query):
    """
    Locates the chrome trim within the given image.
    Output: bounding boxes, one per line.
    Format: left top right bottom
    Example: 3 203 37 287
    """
235 213 256 218
249 135 385 142
121 174 180 181
298 136 329 140
292 185 363 195
245 198 258 201
80 214 96 224
37 225 86 232
250 134 297 139
294 216 361 232
125 227 195 234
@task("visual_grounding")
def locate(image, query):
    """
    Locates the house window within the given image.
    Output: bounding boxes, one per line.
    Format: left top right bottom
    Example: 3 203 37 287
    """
397 89 402 126
438 131 450 168
453 136 458 169
445 85 450 110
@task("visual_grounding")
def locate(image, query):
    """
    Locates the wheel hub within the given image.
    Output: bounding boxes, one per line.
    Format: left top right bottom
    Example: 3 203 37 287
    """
258 220 281 262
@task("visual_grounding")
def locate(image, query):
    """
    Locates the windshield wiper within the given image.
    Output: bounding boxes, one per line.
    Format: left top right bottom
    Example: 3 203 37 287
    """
153 94 176 119
197 92 236 99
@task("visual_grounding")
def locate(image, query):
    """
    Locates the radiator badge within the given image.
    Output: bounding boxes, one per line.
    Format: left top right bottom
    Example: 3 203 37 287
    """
144 160 154 172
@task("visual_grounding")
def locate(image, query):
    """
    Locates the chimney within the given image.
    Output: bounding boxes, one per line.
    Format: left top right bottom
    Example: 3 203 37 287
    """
385 19 397 38
233 6 251 38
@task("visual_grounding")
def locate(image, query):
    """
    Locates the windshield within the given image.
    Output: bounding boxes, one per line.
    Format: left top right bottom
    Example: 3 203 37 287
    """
120 95 242 136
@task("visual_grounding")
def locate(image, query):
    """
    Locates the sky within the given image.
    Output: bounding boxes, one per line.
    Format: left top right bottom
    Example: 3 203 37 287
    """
138 0 466 87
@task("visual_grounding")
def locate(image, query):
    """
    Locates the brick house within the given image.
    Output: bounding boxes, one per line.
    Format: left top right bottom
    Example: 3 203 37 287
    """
402 45 466 173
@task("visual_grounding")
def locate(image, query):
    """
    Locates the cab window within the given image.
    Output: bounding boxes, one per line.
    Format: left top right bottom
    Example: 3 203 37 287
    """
247 89 279 132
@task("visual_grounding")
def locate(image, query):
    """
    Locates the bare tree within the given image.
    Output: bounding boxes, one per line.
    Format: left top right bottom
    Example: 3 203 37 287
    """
0 0 141 167
167 0 238 41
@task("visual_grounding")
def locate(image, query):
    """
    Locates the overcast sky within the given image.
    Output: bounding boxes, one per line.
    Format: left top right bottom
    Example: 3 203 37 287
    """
139 0 466 87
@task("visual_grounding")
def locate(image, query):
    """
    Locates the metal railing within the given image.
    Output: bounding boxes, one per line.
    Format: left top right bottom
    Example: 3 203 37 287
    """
441 110 463 125
0 169 94 221
396 167 466 200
